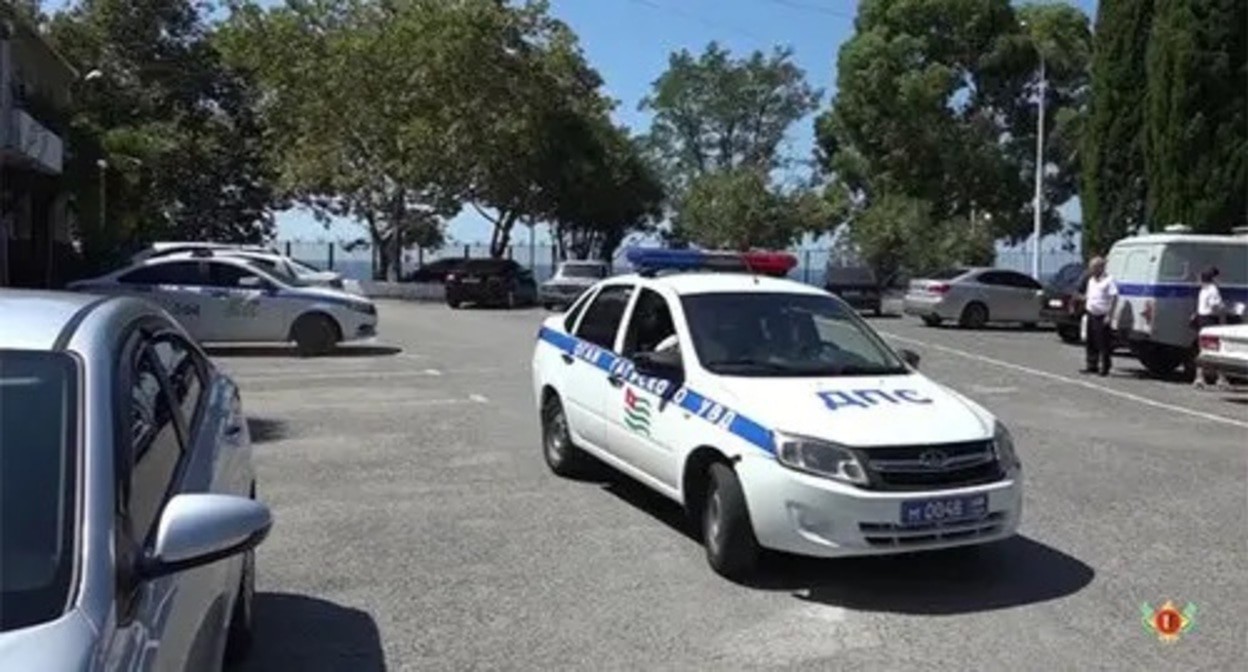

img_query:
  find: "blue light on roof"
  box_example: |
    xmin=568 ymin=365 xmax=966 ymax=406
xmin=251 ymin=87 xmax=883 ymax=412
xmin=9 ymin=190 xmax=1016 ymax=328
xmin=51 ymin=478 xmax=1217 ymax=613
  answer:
xmin=625 ymin=247 xmax=719 ymax=270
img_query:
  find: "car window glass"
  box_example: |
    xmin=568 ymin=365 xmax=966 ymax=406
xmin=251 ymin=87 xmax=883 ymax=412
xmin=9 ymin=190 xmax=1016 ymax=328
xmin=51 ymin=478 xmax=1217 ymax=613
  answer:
xmin=150 ymin=337 xmax=205 ymax=429
xmin=622 ymin=289 xmax=676 ymax=356
xmin=1004 ymin=272 xmax=1042 ymax=289
xmin=680 ymin=293 xmax=905 ymax=377
xmin=127 ymin=348 xmax=184 ymax=541
xmin=0 ymin=351 xmax=78 ymax=632
xmin=975 ymin=271 xmax=1005 ymax=285
xmin=1123 ymin=250 xmax=1152 ymax=281
xmin=575 ymin=285 xmax=634 ymax=350
xmin=208 ymin=262 xmax=267 ymax=288
xmin=563 ymin=288 xmax=597 ymax=332
xmin=562 ymin=264 xmax=607 ymax=279
xmin=119 ymin=262 xmax=204 ymax=286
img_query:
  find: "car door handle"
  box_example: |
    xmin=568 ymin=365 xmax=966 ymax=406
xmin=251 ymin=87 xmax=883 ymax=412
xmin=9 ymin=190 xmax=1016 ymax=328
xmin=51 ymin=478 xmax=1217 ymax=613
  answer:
xmin=560 ymin=354 xmax=574 ymax=365
xmin=607 ymin=375 xmax=623 ymax=388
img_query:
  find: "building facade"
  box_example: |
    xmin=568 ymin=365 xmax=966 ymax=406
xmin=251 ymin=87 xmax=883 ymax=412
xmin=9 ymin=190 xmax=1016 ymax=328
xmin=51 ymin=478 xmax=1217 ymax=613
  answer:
xmin=0 ymin=6 xmax=75 ymax=288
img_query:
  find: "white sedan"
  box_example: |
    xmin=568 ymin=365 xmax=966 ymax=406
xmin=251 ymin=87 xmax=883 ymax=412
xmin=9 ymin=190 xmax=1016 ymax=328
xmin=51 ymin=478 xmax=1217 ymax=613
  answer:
xmin=69 ymin=255 xmax=378 ymax=355
xmin=1197 ymin=323 xmax=1248 ymax=383
xmin=532 ymin=249 xmax=1023 ymax=579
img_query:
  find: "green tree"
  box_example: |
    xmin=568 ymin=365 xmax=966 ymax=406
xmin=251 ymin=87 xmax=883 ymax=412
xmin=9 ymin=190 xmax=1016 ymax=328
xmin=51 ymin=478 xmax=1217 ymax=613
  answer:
xmin=1080 ymin=0 xmax=1154 ymax=256
xmin=641 ymin=42 xmax=822 ymax=247
xmin=46 ymin=0 xmax=279 ymax=271
xmin=816 ymin=0 xmax=1091 ymax=271
xmin=1145 ymin=0 xmax=1247 ymax=232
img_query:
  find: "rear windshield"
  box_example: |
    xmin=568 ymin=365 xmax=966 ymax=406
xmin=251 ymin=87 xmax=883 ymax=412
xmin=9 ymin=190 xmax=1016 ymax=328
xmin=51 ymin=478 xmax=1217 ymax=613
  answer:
xmin=1048 ymin=263 xmax=1086 ymax=291
xmin=1158 ymin=244 xmax=1248 ymax=285
xmin=1 ymin=351 xmax=79 ymax=632
xmin=462 ymin=260 xmax=513 ymax=274
xmin=560 ymin=264 xmax=607 ymax=279
xmin=826 ymin=266 xmax=876 ymax=284
xmin=928 ymin=268 xmax=969 ymax=280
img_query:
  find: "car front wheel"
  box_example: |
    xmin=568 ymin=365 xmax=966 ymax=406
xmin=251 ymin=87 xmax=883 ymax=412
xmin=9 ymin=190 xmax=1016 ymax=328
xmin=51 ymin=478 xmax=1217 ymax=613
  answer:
xmin=292 ymin=314 xmax=338 ymax=357
xmin=541 ymin=394 xmax=591 ymax=477
xmin=703 ymin=463 xmax=761 ymax=580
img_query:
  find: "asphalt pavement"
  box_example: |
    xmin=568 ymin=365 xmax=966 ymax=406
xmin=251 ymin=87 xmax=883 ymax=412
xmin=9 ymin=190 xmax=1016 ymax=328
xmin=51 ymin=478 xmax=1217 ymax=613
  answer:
xmin=210 ymin=300 xmax=1248 ymax=672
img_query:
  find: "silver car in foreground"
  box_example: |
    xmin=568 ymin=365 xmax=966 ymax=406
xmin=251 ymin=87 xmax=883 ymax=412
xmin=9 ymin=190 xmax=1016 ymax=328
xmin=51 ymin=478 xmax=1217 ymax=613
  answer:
xmin=0 ymin=290 xmax=271 ymax=671
xmin=903 ymin=267 xmax=1044 ymax=328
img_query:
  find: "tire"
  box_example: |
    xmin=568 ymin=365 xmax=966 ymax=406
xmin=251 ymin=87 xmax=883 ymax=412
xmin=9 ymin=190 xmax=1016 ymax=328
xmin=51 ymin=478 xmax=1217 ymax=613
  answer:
xmin=1057 ymin=325 xmax=1081 ymax=344
xmin=873 ymin=306 xmax=884 ymax=318
xmin=447 ymin=299 xmax=461 ymax=309
xmin=541 ymin=394 xmax=591 ymax=477
xmin=921 ymin=315 xmax=942 ymax=327
xmin=959 ymin=302 xmax=989 ymax=329
xmin=1138 ymin=347 xmax=1181 ymax=377
xmin=703 ymin=463 xmax=761 ymax=580
xmin=223 ymin=548 xmax=255 ymax=664
xmin=292 ymin=314 xmax=338 ymax=357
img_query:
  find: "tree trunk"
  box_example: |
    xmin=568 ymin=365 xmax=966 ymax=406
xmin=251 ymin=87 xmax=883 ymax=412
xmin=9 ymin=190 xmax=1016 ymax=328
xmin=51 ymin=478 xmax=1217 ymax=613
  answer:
xmin=489 ymin=209 xmax=520 ymax=258
xmin=366 ymin=213 xmax=386 ymax=281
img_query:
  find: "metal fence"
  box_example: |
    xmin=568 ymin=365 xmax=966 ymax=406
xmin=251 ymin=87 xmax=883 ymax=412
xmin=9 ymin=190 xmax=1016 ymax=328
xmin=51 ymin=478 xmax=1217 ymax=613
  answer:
xmin=279 ymin=240 xmax=1081 ymax=286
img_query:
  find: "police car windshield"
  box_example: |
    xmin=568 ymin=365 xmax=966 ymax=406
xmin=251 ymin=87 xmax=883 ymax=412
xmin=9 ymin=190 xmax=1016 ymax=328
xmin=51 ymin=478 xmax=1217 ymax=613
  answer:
xmin=681 ymin=293 xmax=908 ymax=377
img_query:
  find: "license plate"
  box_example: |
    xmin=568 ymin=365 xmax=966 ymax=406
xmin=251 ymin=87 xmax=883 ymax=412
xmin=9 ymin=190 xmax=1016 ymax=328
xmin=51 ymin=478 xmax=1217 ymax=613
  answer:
xmin=1048 ymin=299 xmax=1064 ymax=309
xmin=900 ymin=494 xmax=988 ymax=526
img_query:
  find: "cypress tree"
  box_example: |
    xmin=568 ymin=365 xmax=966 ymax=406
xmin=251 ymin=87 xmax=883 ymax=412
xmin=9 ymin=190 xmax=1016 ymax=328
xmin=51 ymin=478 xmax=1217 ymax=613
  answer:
xmin=1081 ymin=0 xmax=1154 ymax=257
xmin=1145 ymin=0 xmax=1247 ymax=232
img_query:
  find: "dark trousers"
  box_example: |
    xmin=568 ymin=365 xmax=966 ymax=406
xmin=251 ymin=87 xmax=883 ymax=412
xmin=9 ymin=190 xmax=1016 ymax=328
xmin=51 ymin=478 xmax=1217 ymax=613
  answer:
xmin=1085 ymin=313 xmax=1112 ymax=373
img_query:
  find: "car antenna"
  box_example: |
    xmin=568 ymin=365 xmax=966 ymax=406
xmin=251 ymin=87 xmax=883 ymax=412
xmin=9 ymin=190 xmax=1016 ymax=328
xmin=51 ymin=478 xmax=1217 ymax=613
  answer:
xmin=741 ymin=251 xmax=760 ymax=285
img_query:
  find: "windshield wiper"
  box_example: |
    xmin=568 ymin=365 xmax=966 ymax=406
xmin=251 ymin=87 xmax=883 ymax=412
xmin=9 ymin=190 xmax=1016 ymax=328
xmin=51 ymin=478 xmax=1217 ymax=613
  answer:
xmin=834 ymin=364 xmax=909 ymax=376
xmin=706 ymin=358 xmax=800 ymax=373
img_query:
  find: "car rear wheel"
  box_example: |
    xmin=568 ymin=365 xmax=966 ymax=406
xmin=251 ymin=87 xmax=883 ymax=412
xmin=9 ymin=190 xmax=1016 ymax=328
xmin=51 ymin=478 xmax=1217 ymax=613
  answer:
xmin=541 ymin=395 xmax=591 ymax=477
xmin=703 ymin=463 xmax=761 ymax=580
xmin=223 ymin=548 xmax=255 ymax=664
xmin=959 ymin=302 xmax=989 ymax=329
xmin=292 ymin=314 xmax=338 ymax=357
xmin=1057 ymin=324 xmax=1081 ymax=344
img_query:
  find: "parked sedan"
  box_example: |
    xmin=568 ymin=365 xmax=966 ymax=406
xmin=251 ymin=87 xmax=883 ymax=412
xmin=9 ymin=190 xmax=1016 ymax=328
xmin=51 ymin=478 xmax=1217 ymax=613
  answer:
xmin=1038 ymin=262 xmax=1087 ymax=343
xmin=68 ymin=253 xmax=378 ymax=356
xmin=539 ymin=260 xmax=609 ymax=309
xmin=0 ymin=289 xmax=271 ymax=671
xmin=904 ymin=267 xmax=1044 ymax=328
xmin=445 ymin=259 xmax=539 ymax=309
xmin=1197 ymin=323 xmax=1248 ymax=383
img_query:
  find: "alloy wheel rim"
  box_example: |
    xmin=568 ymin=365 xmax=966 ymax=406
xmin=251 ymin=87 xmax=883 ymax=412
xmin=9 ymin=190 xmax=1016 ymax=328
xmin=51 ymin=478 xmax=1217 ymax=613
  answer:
xmin=545 ymin=408 xmax=566 ymax=462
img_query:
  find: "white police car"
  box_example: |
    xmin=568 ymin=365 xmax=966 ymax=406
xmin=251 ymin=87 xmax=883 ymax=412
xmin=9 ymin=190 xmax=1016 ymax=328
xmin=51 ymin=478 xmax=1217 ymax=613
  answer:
xmin=68 ymin=252 xmax=378 ymax=356
xmin=531 ymin=249 xmax=1023 ymax=579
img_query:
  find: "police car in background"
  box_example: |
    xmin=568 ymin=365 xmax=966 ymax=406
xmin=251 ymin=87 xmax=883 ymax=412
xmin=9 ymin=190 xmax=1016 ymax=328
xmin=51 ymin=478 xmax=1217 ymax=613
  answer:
xmin=532 ymin=248 xmax=1023 ymax=579
xmin=68 ymin=251 xmax=378 ymax=356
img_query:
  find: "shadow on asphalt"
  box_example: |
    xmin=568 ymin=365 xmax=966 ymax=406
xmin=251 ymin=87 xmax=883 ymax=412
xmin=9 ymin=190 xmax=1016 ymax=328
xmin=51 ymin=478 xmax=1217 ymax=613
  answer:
xmin=230 ymin=593 xmax=387 ymax=672
xmin=204 ymin=344 xmax=403 ymax=358
xmin=600 ymin=473 xmax=1094 ymax=616
xmin=247 ymin=417 xmax=290 ymax=444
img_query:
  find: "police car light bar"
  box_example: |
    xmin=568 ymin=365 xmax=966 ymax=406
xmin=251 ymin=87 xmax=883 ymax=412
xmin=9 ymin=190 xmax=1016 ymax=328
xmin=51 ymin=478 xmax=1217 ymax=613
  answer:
xmin=625 ymin=248 xmax=797 ymax=277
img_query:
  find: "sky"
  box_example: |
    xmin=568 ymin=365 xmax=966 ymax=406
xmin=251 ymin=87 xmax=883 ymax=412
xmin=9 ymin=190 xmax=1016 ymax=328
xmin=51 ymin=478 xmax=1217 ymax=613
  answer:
xmin=277 ymin=0 xmax=1099 ymax=250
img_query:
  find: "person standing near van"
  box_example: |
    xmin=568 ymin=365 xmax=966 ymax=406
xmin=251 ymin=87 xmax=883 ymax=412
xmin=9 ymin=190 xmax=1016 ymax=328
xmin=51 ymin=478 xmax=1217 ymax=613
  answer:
xmin=1193 ymin=267 xmax=1227 ymax=388
xmin=1081 ymin=256 xmax=1118 ymax=375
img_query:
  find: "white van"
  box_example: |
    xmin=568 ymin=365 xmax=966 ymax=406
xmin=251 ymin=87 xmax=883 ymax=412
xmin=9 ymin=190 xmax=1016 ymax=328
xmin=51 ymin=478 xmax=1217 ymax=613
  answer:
xmin=1106 ymin=230 xmax=1248 ymax=377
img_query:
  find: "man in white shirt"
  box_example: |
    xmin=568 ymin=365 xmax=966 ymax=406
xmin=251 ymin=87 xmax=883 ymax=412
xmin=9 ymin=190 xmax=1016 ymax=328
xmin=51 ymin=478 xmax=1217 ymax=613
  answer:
xmin=1080 ymin=256 xmax=1118 ymax=376
xmin=1194 ymin=267 xmax=1226 ymax=389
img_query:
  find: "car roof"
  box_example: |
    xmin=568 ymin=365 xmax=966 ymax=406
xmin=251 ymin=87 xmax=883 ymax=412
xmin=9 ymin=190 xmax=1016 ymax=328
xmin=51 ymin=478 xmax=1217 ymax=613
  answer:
xmin=610 ymin=271 xmax=827 ymax=297
xmin=1113 ymin=233 xmax=1248 ymax=246
xmin=0 ymin=290 xmax=109 ymax=350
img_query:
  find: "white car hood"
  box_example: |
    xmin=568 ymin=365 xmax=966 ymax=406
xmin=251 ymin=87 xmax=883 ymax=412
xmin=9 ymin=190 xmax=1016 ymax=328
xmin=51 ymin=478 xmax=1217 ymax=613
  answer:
xmin=285 ymin=285 xmax=367 ymax=304
xmin=705 ymin=373 xmax=993 ymax=447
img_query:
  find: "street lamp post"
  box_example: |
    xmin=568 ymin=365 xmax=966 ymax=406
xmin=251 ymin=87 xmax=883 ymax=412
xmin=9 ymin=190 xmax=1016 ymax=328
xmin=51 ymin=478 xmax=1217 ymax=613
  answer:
xmin=1032 ymin=51 xmax=1046 ymax=280
xmin=96 ymin=159 xmax=107 ymax=233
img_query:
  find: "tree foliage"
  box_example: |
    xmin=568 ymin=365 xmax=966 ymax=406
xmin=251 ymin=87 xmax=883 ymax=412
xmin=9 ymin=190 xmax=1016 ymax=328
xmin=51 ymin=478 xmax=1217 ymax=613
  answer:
xmin=816 ymin=0 xmax=1091 ymax=272
xmin=1080 ymin=0 xmax=1153 ymax=256
xmin=1144 ymin=0 xmax=1247 ymax=232
xmin=641 ymin=42 xmax=823 ymax=248
xmin=45 ymin=0 xmax=279 ymax=271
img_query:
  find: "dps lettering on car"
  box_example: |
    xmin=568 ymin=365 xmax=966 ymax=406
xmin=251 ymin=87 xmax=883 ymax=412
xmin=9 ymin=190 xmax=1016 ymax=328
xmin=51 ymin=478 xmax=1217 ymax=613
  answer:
xmin=816 ymin=388 xmax=934 ymax=411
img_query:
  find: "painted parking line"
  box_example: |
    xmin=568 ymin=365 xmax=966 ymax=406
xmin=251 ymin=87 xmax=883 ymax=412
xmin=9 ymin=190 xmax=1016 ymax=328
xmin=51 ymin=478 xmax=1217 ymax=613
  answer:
xmin=879 ymin=330 xmax=1248 ymax=430
xmin=229 ymin=367 xmax=506 ymax=384
xmin=238 ymin=395 xmax=490 ymax=411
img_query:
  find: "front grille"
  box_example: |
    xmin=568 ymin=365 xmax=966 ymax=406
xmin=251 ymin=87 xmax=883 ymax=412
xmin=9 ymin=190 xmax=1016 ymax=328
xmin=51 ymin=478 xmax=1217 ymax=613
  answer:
xmin=862 ymin=440 xmax=1003 ymax=491
xmin=859 ymin=512 xmax=1006 ymax=547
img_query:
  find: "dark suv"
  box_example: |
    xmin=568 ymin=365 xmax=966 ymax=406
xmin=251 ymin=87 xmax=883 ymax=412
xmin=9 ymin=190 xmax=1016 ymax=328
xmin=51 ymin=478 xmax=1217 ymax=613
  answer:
xmin=445 ymin=259 xmax=538 ymax=309
xmin=825 ymin=264 xmax=883 ymax=316
xmin=1039 ymin=262 xmax=1086 ymax=343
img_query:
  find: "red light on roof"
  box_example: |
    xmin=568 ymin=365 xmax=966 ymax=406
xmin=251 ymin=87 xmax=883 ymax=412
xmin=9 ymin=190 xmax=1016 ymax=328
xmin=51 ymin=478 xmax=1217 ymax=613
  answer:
xmin=741 ymin=251 xmax=798 ymax=277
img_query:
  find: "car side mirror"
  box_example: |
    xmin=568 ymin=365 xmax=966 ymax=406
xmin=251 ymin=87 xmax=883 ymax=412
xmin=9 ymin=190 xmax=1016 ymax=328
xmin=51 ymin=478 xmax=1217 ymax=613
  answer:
xmin=633 ymin=348 xmax=683 ymax=380
xmin=141 ymin=494 xmax=272 ymax=580
xmin=899 ymin=348 xmax=921 ymax=369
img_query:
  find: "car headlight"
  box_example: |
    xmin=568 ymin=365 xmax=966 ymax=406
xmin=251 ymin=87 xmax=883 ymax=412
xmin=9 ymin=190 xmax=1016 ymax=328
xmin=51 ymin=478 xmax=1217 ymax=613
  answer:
xmin=349 ymin=301 xmax=376 ymax=315
xmin=773 ymin=431 xmax=869 ymax=485
xmin=993 ymin=421 xmax=1021 ymax=470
